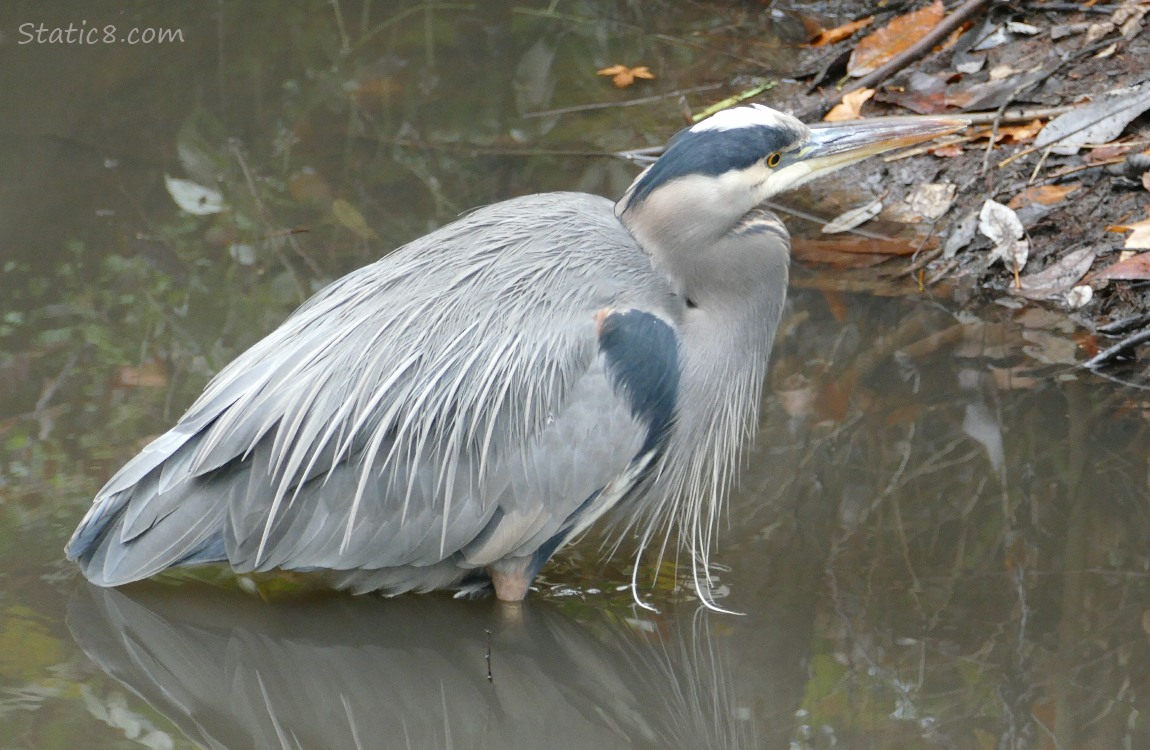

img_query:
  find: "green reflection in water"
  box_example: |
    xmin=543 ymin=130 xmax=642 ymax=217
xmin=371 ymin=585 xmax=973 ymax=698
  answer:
xmin=1 ymin=1 xmax=1149 ymax=748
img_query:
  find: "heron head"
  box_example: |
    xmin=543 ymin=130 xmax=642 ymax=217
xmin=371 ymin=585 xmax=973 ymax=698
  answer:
xmin=615 ymin=104 xmax=966 ymax=260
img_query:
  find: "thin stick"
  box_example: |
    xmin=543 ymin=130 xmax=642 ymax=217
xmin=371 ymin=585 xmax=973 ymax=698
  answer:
xmin=522 ymin=84 xmax=724 ymax=118
xmin=1098 ymin=312 xmax=1150 ymax=335
xmin=1084 ymin=328 xmax=1150 ymax=369
xmin=485 ymin=628 xmax=493 ymax=682
xmin=959 ymin=105 xmax=1077 ymax=125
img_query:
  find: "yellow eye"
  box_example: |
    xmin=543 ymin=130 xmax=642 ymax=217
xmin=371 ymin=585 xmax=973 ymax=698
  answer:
xmin=766 ymin=152 xmax=781 ymax=168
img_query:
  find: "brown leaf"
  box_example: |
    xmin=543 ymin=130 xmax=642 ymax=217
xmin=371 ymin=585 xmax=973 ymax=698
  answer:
xmin=1007 ymin=183 xmax=1081 ymax=209
xmin=873 ymin=71 xmax=953 ymax=114
xmin=596 ymin=64 xmax=654 ymax=88
xmin=824 ymin=88 xmax=875 ymax=122
xmin=792 ymin=235 xmax=935 ymax=268
xmin=968 ymin=120 xmax=1045 ymax=146
xmin=809 ymin=16 xmax=874 ymax=47
xmin=113 ymin=360 xmax=168 ymax=389
xmin=1093 ymin=251 xmax=1150 ymax=280
xmin=848 ymin=1 xmax=945 ymax=78
xmin=996 ymin=119 xmax=1045 ymax=144
xmin=1085 ymin=142 xmax=1141 ymax=165
xmin=931 ymin=143 xmax=965 ymax=157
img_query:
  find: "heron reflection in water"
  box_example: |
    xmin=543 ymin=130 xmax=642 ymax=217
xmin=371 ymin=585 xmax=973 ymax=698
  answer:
xmin=66 ymin=105 xmax=964 ymax=605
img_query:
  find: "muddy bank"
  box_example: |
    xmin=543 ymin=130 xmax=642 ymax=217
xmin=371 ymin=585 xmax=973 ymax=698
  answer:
xmin=710 ymin=1 xmax=1150 ymax=380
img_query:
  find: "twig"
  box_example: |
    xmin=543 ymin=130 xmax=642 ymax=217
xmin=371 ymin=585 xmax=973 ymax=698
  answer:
xmin=1098 ymin=312 xmax=1150 ymax=335
xmin=691 ymin=81 xmax=777 ymax=122
xmin=981 ymin=81 xmax=1045 ymax=179
xmin=820 ymin=0 xmax=994 ymax=115
xmin=522 ymin=84 xmax=724 ymax=118
xmin=485 ymin=628 xmax=493 ymax=682
xmin=230 ymin=143 xmax=313 ymax=300
xmin=762 ymin=199 xmax=896 ymax=241
xmin=1084 ymin=327 xmax=1150 ymax=369
xmin=959 ymin=105 xmax=1078 ymax=125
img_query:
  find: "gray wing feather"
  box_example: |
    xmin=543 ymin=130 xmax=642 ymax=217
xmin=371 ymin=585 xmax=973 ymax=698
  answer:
xmin=68 ymin=192 xmax=676 ymax=590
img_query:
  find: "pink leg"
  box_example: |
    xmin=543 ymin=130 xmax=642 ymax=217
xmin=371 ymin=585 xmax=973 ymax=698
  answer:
xmin=488 ymin=558 xmax=533 ymax=601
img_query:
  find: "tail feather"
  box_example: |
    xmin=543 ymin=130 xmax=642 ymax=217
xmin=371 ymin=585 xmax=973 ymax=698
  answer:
xmin=68 ymin=474 xmax=230 ymax=587
xmin=66 ymin=428 xmax=237 ymax=587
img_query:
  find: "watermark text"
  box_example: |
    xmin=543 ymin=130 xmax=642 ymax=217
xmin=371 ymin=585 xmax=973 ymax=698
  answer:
xmin=18 ymin=21 xmax=185 ymax=45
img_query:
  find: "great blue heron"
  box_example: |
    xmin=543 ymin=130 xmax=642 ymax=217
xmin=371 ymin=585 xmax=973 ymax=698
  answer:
xmin=67 ymin=105 xmax=963 ymax=604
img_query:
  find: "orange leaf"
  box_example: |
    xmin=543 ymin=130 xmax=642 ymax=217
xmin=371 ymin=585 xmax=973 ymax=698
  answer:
xmin=809 ymin=16 xmax=874 ymax=47
xmin=596 ymin=64 xmax=654 ymax=88
xmin=824 ymin=88 xmax=876 ymax=121
xmin=848 ymin=0 xmax=945 ymax=78
xmin=113 ymin=360 xmax=168 ymax=388
xmin=996 ymin=119 xmax=1045 ymax=144
xmin=969 ymin=120 xmax=1045 ymax=146
xmin=931 ymin=143 xmax=965 ymax=157
xmin=1006 ymin=182 xmax=1081 ymax=209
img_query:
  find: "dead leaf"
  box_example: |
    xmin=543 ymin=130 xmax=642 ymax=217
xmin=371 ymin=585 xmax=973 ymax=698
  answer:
xmin=1013 ymin=247 xmax=1095 ymax=300
xmin=821 ymin=196 xmax=883 ymax=233
xmin=906 ymin=182 xmax=956 ymax=220
xmin=1083 ymin=143 xmax=1138 ymax=165
xmin=1126 ymin=222 xmax=1150 ymax=250
xmin=1034 ymin=83 xmax=1150 ymax=155
xmin=824 ymin=88 xmax=875 ymax=122
xmin=873 ymin=71 xmax=951 ymax=114
xmin=848 ymin=1 xmax=945 ymax=78
xmin=596 ymin=64 xmax=655 ymax=88
xmin=988 ymin=64 xmax=1016 ymax=81
xmin=1007 ymin=183 xmax=1081 ymax=209
xmin=944 ymin=211 xmax=979 ymax=258
xmin=1094 ymin=42 xmax=1119 ymax=59
xmin=973 ymin=25 xmax=1013 ymax=51
xmin=1066 ymin=286 xmax=1093 ymax=308
xmin=1094 ymin=252 xmax=1150 ymax=279
xmin=931 ymin=143 xmax=965 ymax=158
xmin=996 ymin=119 xmax=1045 ymax=144
xmin=164 ymin=175 xmax=226 ymax=216
xmin=979 ymin=199 xmax=1029 ymax=280
xmin=792 ymin=235 xmax=935 ymax=267
xmin=1006 ymin=21 xmax=1040 ymax=35
xmin=113 ymin=360 xmax=168 ymax=388
xmin=1086 ymin=21 xmax=1116 ymax=44
xmin=331 ymin=198 xmax=378 ymax=241
xmin=809 ymin=16 xmax=874 ymax=47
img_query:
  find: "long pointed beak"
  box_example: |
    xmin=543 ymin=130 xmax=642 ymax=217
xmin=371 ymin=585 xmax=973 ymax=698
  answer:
xmin=799 ymin=116 xmax=968 ymax=176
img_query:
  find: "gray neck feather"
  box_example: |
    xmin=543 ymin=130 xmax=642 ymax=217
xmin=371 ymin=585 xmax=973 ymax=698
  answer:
xmin=618 ymin=192 xmax=791 ymax=603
